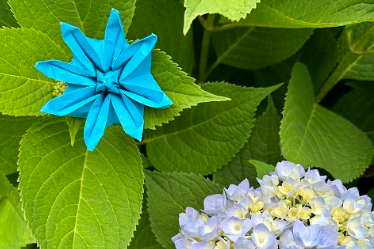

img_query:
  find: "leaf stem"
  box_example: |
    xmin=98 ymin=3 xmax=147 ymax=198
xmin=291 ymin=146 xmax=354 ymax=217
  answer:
xmin=211 ymin=22 xmax=240 ymax=32
xmin=198 ymin=15 xmax=215 ymax=83
xmin=316 ymin=26 xmax=374 ymax=102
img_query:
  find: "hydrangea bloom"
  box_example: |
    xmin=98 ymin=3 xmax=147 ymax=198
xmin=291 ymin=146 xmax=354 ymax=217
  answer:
xmin=36 ymin=9 xmax=172 ymax=151
xmin=172 ymin=161 xmax=374 ymax=249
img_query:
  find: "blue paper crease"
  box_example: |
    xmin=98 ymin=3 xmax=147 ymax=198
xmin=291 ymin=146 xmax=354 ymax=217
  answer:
xmin=36 ymin=9 xmax=172 ymax=151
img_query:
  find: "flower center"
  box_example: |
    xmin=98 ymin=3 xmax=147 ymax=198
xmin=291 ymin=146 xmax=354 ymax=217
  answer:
xmin=96 ymin=70 xmax=121 ymax=94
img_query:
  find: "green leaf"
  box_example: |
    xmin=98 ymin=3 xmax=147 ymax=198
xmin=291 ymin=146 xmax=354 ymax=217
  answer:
xmin=0 ymin=173 xmax=34 ymax=248
xmin=250 ymin=160 xmax=275 ymax=179
xmin=333 ymin=82 xmax=374 ymax=162
xmin=230 ymin=0 xmax=374 ymax=28
xmin=300 ymin=29 xmax=339 ymax=93
xmin=213 ymin=142 xmax=257 ymax=187
xmin=66 ymin=117 xmax=84 ymax=146
xmin=145 ymin=50 xmax=229 ymax=129
xmin=211 ymin=27 xmax=313 ymax=70
xmin=141 ymin=154 xmax=152 ymax=169
xmin=252 ymin=56 xmax=297 ymax=110
xmin=0 ymin=114 xmax=38 ymax=175
xmin=128 ymin=200 xmax=162 ymax=249
xmin=9 ymin=0 xmax=136 ymax=47
xmin=280 ymin=63 xmax=373 ymax=182
xmin=19 ymin=117 xmax=144 ymax=248
xmin=146 ymin=83 xmax=281 ymax=175
xmin=247 ymin=97 xmax=282 ymax=164
xmin=127 ymin=0 xmax=195 ymax=74
xmin=0 ymin=28 xmax=69 ymax=116
xmin=128 ymin=213 xmax=162 ymax=249
xmin=0 ymin=0 xmax=18 ymax=27
xmin=213 ymin=97 xmax=282 ymax=187
xmin=183 ymin=0 xmax=260 ymax=34
xmin=145 ymin=171 xmax=221 ymax=249
xmin=316 ymin=23 xmax=374 ymax=101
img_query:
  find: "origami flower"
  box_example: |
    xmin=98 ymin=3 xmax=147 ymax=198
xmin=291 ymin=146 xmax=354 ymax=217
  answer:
xmin=36 ymin=9 xmax=172 ymax=151
xmin=173 ymin=161 xmax=374 ymax=249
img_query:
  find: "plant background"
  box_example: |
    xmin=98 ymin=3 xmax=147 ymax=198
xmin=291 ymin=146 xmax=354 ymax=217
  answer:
xmin=0 ymin=0 xmax=373 ymax=248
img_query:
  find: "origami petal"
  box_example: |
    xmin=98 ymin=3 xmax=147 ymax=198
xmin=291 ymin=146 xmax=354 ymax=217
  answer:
xmin=36 ymin=60 xmax=96 ymax=86
xmin=37 ymin=9 xmax=172 ymax=151
xmin=120 ymin=73 xmax=172 ymax=109
xmin=121 ymin=34 xmax=157 ymax=78
xmin=103 ymin=9 xmax=129 ymax=72
xmin=119 ymin=50 xmax=172 ymax=108
xmin=61 ymin=22 xmax=102 ymax=73
xmin=41 ymin=86 xmax=99 ymax=116
xmin=110 ymin=94 xmax=144 ymax=141
xmin=112 ymin=34 xmax=157 ymax=72
xmin=84 ymin=94 xmax=111 ymax=151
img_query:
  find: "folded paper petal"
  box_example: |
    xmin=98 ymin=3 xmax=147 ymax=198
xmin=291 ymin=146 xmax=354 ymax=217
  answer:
xmin=36 ymin=60 xmax=96 ymax=86
xmin=41 ymin=87 xmax=99 ymax=116
xmin=110 ymin=94 xmax=144 ymax=141
xmin=112 ymin=34 xmax=157 ymax=72
xmin=120 ymin=73 xmax=172 ymax=108
xmin=84 ymin=94 xmax=111 ymax=151
xmin=104 ymin=9 xmax=129 ymax=72
xmin=61 ymin=22 xmax=102 ymax=73
xmin=37 ymin=9 xmax=172 ymax=150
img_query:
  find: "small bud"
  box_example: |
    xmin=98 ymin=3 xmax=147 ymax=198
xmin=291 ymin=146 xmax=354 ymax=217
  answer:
xmin=53 ymin=82 xmax=67 ymax=97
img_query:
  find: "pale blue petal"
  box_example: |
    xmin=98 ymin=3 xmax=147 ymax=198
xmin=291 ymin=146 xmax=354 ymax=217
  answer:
xmin=318 ymin=226 xmax=338 ymax=248
xmin=191 ymin=241 xmax=213 ymax=249
xmin=235 ymin=238 xmax=255 ymax=249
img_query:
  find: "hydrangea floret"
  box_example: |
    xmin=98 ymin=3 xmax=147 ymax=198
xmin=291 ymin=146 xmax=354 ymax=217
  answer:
xmin=172 ymin=161 xmax=374 ymax=249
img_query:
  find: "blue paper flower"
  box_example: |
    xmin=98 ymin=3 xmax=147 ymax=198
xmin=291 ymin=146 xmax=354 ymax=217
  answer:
xmin=36 ymin=9 xmax=172 ymax=151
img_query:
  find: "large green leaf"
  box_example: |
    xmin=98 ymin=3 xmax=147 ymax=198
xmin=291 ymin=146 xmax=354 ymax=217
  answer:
xmin=128 ymin=213 xmax=162 ymax=249
xmin=145 ymin=83 xmax=281 ymax=175
xmin=333 ymin=82 xmax=374 ymax=161
xmin=145 ymin=171 xmax=221 ymax=249
xmin=213 ymin=97 xmax=282 ymax=187
xmin=9 ymin=0 xmax=136 ymax=48
xmin=0 ymin=0 xmax=18 ymax=27
xmin=0 ymin=28 xmax=69 ymax=116
xmin=145 ymin=50 xmax=228 ymax=129
xmin=0 ymin=114 xmax=38 ymax=175
xmin=246 ymin=98 xmax=282 ymax=164
xmin=0 ymin=174 xmax=34 ymax=248
xmin=183 ymin=0 xmax=260 ymax=34
xmin=19 ymin=117 xmax=143 ymax=249
xmin=316 ymin=23 xmax=374 ymax=101
xmin=127 ymin=0 xmax=195 ymax=74
xmin=280 ymin=63 xmax=373 ymax=182
xmin=212 ymin=27 xmax=313 ymax=70
xmin=229 ymin=0 xmax=374 ymax=28
xmin=299 ymin=29 xmax=339 ymax=93
xmin=252 ymin=56 xmax=297 ymax=110
xmin=128 ymin=197 xmax=162 ymax=249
